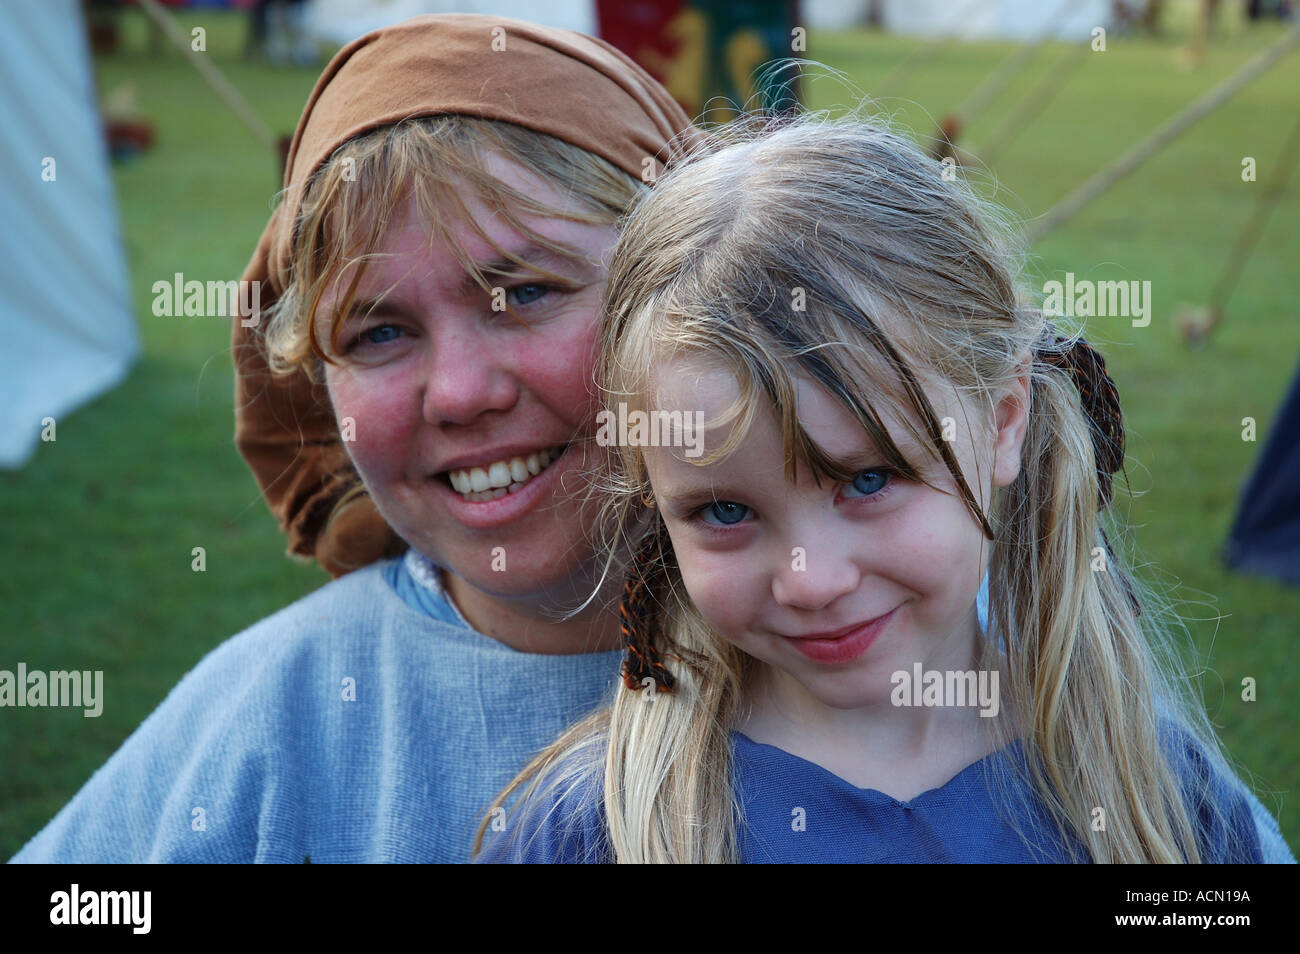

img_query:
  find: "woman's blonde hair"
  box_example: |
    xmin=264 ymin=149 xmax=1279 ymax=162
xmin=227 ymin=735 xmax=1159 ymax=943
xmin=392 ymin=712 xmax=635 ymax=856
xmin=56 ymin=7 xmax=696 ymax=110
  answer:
xmin=478 ymin=110 xmax=1255 ymax=864
xmin=259 ymin=115 xmax=647 ymax=542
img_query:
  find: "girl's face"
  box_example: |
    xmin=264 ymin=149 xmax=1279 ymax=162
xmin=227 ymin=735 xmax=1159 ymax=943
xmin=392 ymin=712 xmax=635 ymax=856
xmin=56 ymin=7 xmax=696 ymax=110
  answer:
xmin=320 ymin=153 xmax=619 ymax=647
xmin=643 ymin=358 xmax=1028 ymax=711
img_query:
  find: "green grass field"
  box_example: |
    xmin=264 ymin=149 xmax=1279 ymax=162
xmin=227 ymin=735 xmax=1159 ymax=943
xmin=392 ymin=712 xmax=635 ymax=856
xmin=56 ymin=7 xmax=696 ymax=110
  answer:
xmin=2 ymin=6 xmax=1297 ymax=858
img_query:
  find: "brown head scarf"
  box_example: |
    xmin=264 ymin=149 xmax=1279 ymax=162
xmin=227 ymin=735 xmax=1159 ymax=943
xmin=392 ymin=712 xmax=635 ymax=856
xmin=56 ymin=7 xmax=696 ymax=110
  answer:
xmin=232 ymin=14 xmax=695 ymax=577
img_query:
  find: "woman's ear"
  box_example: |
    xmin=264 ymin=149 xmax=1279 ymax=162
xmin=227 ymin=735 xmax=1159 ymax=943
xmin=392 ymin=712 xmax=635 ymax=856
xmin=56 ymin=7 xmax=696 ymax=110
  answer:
xmin=992 ymin=357 xmax=1032 ymax=489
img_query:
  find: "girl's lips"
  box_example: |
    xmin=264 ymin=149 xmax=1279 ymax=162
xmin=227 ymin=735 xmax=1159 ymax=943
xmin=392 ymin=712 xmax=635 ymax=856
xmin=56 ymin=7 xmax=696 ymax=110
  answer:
xmin=781 ymin=607 xmax=899 ymax=664
xmin=428 ymin=443 xmax=578 ymax=530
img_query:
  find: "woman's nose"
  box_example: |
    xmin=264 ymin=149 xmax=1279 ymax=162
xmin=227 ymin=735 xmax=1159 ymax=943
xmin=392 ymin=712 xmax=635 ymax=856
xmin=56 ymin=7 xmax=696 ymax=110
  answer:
xmin=770 ymin=543 xmax=862 ymax=612
xmin=419 ymin=324 xmax=518 ymax=426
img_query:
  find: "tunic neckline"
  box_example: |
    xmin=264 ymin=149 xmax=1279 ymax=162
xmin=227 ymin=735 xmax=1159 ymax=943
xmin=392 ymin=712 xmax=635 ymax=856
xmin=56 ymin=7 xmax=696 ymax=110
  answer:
xmin=731 ymin=729 xmax=1028 ymax=808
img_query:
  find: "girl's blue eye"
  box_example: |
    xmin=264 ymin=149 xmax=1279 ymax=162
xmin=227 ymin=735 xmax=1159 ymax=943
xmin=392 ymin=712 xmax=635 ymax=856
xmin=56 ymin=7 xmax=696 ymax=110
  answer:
xmin=509 ymin=283 xmax=548 ymax=306
xmin=700 ymin=501 xmax=750 ymax=526
xmin=847 ymin=469 xmax=891 ymax=498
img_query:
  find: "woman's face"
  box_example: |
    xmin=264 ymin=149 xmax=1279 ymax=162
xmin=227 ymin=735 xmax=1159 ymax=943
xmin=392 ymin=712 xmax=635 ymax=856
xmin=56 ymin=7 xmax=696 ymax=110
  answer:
xmin=320 ymin=153 xmax=620 ymax=645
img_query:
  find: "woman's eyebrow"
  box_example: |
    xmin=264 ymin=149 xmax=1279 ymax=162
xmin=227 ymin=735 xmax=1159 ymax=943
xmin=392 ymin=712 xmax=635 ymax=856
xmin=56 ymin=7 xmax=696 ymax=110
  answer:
xmin=466 ymin=242 xmax=595 ymax=289
xmin=337 ymin=297 xmax=414 ymax=322
xmin=336 ymin=242 xmax=596 ymax=317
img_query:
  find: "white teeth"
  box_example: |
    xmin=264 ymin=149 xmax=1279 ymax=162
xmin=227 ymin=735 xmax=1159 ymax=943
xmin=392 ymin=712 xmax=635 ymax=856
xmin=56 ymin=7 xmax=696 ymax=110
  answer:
xmin=488 ymin=461 xmax=511 ymax=489
xmin=447 ymin=446 xmax=566 ymax=500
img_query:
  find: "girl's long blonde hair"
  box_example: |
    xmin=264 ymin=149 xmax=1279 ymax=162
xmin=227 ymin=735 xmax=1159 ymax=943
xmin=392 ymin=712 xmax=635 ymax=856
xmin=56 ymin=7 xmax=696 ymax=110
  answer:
xmin=477 ymin=110 xmax=1255 ymax=864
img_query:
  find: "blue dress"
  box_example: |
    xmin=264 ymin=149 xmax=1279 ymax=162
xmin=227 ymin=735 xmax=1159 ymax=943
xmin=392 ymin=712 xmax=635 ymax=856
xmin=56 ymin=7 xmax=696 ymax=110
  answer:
xmin=478 ymin=728 xmax=1265 ymax=863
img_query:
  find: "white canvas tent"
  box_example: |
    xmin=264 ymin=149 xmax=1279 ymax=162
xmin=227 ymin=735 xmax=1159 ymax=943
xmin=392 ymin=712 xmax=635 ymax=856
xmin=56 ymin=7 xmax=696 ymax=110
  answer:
xmin=307 ymin=0 xmax=596 ymax=46
xmin=807 ymin=0 xmax=1114 ymax=38
xmin=309 ymin=0 xmax=1115 ymax=41
xmin=0 ymin=0 xmax=137 ymax=469
xmin=889 ymin=0 xmax=1113 ymax=40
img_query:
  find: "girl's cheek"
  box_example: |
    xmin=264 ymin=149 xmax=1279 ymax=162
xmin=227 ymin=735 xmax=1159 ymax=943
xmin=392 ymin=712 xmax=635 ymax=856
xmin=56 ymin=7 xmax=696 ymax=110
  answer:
xmin=897 ymin=496 xmax=987 ymax=608
xmin=676 ymin=549 xmax=754 ymax=636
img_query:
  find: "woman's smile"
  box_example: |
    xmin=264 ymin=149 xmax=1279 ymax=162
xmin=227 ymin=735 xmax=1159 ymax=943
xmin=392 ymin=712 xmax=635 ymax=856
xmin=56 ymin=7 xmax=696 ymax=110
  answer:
xmin=428 ymin=441 xmax=582 ymax=530
xmin=441 ymin=443 xmax=569 ymax=500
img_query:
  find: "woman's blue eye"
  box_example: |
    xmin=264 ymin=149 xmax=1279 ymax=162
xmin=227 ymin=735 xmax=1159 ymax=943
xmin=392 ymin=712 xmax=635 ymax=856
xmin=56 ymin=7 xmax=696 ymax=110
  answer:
xmin=360 ymin=324 xmax=401 ymax=346
xmin=847 ymin=469 xmax=891 ymax=498
xmin=700 ymin=501 xmax=750 ymax=526
xmin=509 ymin=283 xmax=548 ymax=306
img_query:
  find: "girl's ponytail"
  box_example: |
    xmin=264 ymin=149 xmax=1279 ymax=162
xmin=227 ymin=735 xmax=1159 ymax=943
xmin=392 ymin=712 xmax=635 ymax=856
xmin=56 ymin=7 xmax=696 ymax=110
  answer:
xmin=603 ymin=513 xmax=748 ymax=863
xmin=988 ymin=326 xmax=1204 ymax=863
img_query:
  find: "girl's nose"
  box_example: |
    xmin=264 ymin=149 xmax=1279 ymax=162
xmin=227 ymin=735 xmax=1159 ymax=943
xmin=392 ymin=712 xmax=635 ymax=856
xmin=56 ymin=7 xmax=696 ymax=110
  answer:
xmin=419 ymin=325 xmax=519 ymax=426
xmin=770 ymin=546 xmax=862 ymax=612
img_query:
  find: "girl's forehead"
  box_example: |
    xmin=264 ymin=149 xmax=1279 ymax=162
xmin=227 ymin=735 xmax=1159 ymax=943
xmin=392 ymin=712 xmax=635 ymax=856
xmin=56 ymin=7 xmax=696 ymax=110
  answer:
xmin=648 ymin=359 xmax=863 ymax=453
xmin=644 ymin=351 xmax=953 ymax=468
xmin=648 ymin=356 xmax=740 ymax=408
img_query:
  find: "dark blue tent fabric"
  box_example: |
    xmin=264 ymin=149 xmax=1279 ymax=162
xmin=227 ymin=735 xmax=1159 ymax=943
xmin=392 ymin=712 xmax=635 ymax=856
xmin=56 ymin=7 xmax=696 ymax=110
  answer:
xmin=1225 ymin=360 xmax=1300 ymax=586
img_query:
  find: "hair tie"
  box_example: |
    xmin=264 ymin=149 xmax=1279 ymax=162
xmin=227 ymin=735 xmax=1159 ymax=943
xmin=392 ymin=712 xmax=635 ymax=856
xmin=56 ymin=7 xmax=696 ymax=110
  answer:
xmin=618 ymin=520 xmax=677 ymax=694
xmin=1038 ymin=331 xmax=1141 ymax=616
xmin=1037 ymin=332 xmax=1126 ymax=508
